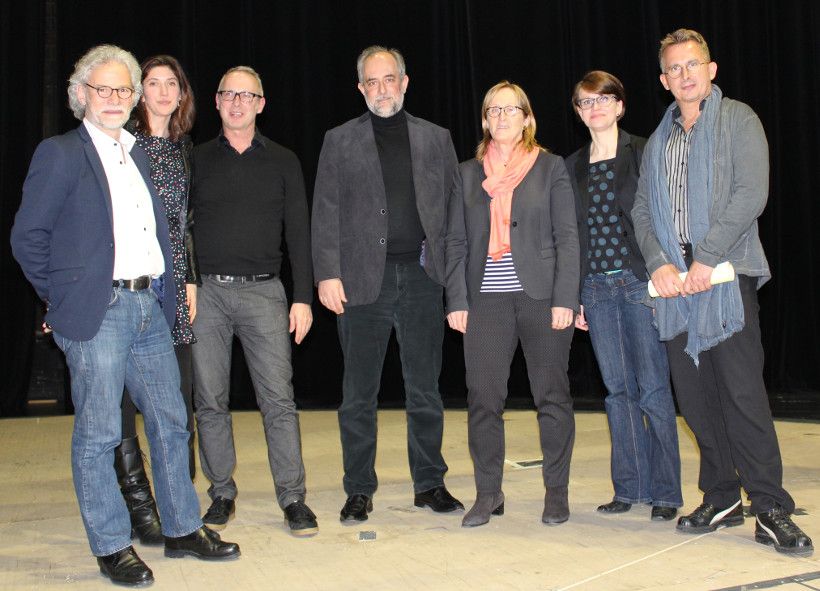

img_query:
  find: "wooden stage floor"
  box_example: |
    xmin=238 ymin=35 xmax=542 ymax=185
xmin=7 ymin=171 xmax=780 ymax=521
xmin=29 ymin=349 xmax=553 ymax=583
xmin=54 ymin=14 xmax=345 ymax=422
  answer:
xmin=1 ymin=410 xmax=818 ymax=590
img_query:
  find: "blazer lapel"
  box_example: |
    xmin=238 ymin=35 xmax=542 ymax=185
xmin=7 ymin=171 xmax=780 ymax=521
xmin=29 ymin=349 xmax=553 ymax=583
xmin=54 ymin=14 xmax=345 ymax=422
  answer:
xmin=355 ymin=114 xmax=387 ymax=205
xmin=79 ymin=125 xmax=114 ymax=229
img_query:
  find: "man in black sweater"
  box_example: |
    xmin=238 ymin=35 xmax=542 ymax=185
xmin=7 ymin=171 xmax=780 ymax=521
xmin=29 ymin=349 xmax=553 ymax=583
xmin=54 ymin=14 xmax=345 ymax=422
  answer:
xmin=312 ymin=46 xmax=462 ymax=522
xmin=191 ymin=66 xmax=317 ymax=537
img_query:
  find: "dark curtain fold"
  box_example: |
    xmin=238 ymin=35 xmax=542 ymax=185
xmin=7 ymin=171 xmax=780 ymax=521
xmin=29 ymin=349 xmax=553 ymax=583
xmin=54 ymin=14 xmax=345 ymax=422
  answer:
xmin=2 ymin=0 xmax=818 ymax=415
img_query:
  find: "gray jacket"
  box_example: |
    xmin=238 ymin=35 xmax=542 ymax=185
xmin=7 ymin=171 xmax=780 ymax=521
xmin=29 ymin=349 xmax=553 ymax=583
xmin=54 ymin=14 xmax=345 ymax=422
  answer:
xmin=632 ymin=96 xmax=771 ymax=285
xmin=445 ymin=151 xmax=580 ymax=312
xmin=311 ymin=111 xmax=458 ymax=306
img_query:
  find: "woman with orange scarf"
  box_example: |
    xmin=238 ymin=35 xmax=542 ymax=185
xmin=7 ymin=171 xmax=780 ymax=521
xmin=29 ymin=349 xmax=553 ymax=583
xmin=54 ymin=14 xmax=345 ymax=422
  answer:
xmin=445 ymin=81 xmax=580 ymax=527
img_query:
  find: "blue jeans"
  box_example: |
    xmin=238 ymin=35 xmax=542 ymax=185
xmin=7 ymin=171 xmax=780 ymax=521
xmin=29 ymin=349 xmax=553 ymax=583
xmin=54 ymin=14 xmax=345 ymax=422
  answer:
xmin=337 ymin=261 xmax=448 ymax=496
xmin=192 ymin=276 xmax=306 ymax=508
xmin=581 ymin=270 xmax=682 ymax=507
xmin=53 ymin=288 xmax=202 ymax=556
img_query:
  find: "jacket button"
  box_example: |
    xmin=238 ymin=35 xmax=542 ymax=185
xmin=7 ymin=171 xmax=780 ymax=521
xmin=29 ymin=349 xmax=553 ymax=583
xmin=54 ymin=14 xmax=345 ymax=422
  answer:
xmin=110 ymin=242 xmax=114 ymax=248
xmin=511 ymin=221 xmax=518 ymax=227
xmin=379 ymin=238 xmax=386 ymax=245
xmin=622 ymin=231 xmax=628 ymax=237
xmin=380 ymin=208 xmax=386 ymax=215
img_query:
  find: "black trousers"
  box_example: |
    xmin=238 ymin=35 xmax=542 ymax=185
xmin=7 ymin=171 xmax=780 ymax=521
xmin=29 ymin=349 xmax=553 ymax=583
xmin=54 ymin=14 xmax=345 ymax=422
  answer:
xmin=665 ymin=275 xmax=794 ymax=514
xmin=463 ymin=291 xmax=575 ymax=494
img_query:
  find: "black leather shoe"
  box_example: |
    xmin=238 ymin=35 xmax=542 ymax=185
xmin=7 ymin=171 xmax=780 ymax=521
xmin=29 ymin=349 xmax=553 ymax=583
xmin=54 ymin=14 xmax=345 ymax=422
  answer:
xmin=677 ymin=500 xmax=744 ymax=533
xmin=755 ymin=507 xmax=813 ymax=556
xmin=284 ymin=500 xmax=318 ymax=537
xmin=414 ymin=486 xmax=464 ymax=513
xmin=202 ymin=497 xmax=235 ymax=531
xmin=542 ymin=486 xmax=570 ymax=525
xmin=651 ymin=506 xmax=678 ymax=521
xmin=114 ymin=436 xmax=163 ymax=546
xmin=97 ymin=546 xmax=153 ymax=587
xmin=340 ymin=494 xmax=373 ymax=522
xmin=597 ymin=500 xmax=632 ymax=514
xmin=164 ymin=526 xmax=240 ymax=561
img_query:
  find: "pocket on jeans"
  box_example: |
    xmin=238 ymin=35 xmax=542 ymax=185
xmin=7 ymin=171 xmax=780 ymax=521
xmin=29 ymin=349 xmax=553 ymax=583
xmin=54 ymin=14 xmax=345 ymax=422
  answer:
xmin=107 ymin=289 xmax=120 ymax=307
xmin=625 ymin=277 xmax=650 ymax=305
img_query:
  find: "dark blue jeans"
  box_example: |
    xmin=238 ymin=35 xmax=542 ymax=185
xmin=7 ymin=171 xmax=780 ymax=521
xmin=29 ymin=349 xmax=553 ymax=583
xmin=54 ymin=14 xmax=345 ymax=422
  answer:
xmin=582 ymin=269 xmax=682 ymax=507
xmin=337 ymin=262 xmax=448 ymax=496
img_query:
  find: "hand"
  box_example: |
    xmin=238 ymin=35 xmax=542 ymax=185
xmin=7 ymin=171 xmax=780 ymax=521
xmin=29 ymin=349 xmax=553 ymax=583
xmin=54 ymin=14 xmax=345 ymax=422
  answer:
xmin=41 ymin=322 xmax=52 ymax=334
xmin=185 ymin=283 xmax=197 ymax=324
xmin=682 ymin=261 xmax=714 ymax=295
xmin=318 ymin=278 xmax=347 ymax=314
xmin=574 ymin=304 xmax=589 ymax=331
xmin=447 ymin=310 xmax=468 ymax=334
xmin=650 ymin=264 xmax=685 ymax=298
xmin=551 ymin=306 xmax=574 ymax=330
xmin=289 ymin=302 xmax=313 ymax=344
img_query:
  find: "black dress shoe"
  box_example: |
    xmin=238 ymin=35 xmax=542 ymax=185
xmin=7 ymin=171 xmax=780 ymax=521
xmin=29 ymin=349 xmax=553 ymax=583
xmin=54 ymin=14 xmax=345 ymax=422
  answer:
xmin=414 ymin=486 xmax=464 ymax=513
xmin=164 ymin=526 xmax=241 ymax=561
xmin=202 ymin=497 xmax=235 ymax=531
xmin=97 ymin=546 xmax=153 ymax=587
xmin=340 ymin=494 xmax=373 ymax=522
xmin=597 ymin=500 xmax=632 ymax=514
xmin=755 ymin=507 xmax=813 ymax=556
xmin=677 ymin=500 xmax=744 ymax=533
xmin=284 ymin=500 xmax=319 ymax=537
xmin=651 ymin=506 xmax=678 ymax=521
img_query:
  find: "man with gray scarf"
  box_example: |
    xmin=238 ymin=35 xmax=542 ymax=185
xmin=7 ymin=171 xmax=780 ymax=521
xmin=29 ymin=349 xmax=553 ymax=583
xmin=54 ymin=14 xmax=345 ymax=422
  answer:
xmin=632 ymin=29 xmax=812 ymax=556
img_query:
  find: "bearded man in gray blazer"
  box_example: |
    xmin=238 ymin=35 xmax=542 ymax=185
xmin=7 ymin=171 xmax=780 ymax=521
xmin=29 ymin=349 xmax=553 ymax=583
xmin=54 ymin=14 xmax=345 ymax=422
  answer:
xmin=312 ymin=45 xmax=462 ymax=522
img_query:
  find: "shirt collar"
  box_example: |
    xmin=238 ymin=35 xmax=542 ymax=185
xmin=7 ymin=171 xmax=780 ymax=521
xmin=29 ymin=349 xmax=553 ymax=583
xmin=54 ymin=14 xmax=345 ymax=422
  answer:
xmin=83 ymin=118 xmax=136 ymax=151
xmin=218 ymin=129 xmax=266 ymax=152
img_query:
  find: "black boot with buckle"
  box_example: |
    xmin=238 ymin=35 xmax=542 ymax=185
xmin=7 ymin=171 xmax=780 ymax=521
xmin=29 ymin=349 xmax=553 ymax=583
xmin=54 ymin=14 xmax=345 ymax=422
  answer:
xmin=114 ymin=436 xmax=163 ymax=546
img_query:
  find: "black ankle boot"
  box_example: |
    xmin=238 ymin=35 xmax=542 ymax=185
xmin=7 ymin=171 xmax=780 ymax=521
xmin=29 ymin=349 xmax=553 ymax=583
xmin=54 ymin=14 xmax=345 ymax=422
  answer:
xmin=114 ymin=436 xmax=163 ymax=546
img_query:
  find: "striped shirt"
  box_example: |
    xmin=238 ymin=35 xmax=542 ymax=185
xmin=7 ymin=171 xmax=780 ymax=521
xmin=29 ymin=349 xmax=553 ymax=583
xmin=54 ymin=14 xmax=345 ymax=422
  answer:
xmin=480 ymin=251 xmax=523 ymax=292
xmin=665 ymin=114 xmax=694 ymax=245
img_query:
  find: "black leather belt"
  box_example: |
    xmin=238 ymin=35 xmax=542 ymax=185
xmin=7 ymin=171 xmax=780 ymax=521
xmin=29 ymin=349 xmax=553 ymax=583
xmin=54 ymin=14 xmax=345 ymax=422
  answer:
xmin=207 ymin=273 xmax=275 ymax=284
xmin=113 ymin=276 xmax=152 ymax=291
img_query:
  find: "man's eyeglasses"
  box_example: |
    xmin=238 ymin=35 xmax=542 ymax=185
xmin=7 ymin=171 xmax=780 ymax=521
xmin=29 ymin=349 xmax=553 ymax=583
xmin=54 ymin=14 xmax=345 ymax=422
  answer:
xmin=486 ymin=105 xmax=523 ymax=118
xmin=664 ymin=60 xmax=707 ymax=79
xmin=575 ymin=95 xmax=618 ymax=110
xmin=85 ymin=83 xmax=134 ymax=99
xmin=217 ymin=90 xmax=263 ymax=104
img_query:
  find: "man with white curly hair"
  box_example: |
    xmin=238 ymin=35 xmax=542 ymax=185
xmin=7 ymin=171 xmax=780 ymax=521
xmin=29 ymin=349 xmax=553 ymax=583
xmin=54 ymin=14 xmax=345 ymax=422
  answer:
xmin=11 ymin=44 xmax=240 ymax=587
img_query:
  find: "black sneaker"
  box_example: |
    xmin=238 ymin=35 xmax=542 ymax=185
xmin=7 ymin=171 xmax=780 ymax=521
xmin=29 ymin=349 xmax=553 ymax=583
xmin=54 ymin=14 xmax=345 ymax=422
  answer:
xmin=755 ymin=507 xmax=813 ymax=556
xmin=676 ymin=500 xmax=744 ymax=533
xmin=202 ymin=497 xmax=235 ymax=531
xmin=283 ymin=500 xmax=318 ymax=537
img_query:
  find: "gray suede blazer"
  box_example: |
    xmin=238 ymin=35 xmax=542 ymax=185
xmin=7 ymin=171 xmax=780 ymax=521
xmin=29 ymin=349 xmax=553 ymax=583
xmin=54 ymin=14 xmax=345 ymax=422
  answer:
xmin=311 ymin=111 xmax=458 ymax=306
xmin=445 ymin=150 xmax=580 ymax=313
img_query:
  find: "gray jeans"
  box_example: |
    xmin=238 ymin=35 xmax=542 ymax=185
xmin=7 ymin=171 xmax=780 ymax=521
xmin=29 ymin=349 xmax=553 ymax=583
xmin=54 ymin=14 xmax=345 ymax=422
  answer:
xmin=192 ymin=276 xmax=306 ymax=508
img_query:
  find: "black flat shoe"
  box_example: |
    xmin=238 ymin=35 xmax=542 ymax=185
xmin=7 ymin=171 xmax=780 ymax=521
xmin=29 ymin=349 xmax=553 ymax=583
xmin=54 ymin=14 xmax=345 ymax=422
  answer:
xmin=284 ymin=500 xmax=319 ymax=537
xmin=340 ymin=494 xmax=373 ymax=522
xmin=414 ymin=486 xmax=464 ymax=513
xmin=97 ymin=546 xmax=153 ymax=587
xmin=677 ymin=500 xmax=744 ymax=533
xmin=164 ymin=526 xmax=240 ymax=561
xmin=597 ymin=500 xmax=632 ymax=514
xmin=202 ymin=497 xmax=235 ymax=531
xmin=651 ymin=506 xmax=678 ymax=521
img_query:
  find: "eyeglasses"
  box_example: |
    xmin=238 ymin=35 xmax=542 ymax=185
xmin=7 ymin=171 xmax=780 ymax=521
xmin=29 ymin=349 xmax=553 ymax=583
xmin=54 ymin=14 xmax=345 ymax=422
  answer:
xmin=575 ymin=95 xmax=618 ymax=110
xmin=664 ymin=60 xmax=707 ymax=79
xmin=486 ymin=105 xmax=523 ymax=118
xmin=217 ymin=90 xmax=262 ymax=104
xmin=85 ymin=83 xmax=134 ymax=99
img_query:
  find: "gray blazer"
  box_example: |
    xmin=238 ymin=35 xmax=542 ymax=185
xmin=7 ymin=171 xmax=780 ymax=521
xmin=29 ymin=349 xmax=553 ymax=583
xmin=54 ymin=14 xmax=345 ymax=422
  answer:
xmin=311 ymin=111 xmax=458 ymax=306
xmin=444 ymin=151 xmax=580 ymax=313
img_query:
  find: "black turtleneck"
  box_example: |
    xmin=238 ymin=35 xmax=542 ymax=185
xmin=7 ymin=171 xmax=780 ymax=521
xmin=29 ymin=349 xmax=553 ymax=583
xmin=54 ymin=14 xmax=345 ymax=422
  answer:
xmin=370 ymin=110 xmax=424 ymax=262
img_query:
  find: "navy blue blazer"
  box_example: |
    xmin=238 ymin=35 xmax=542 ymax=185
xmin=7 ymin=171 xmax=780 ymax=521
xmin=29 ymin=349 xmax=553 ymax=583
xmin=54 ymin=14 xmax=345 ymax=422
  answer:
xmin=11 ymin=123 xmax=176 ymax=341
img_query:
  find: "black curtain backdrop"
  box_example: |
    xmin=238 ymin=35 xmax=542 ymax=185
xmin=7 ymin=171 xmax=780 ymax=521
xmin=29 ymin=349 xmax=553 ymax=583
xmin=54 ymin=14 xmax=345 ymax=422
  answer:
xmin=2 ymin=1 xmax=819 ymax=416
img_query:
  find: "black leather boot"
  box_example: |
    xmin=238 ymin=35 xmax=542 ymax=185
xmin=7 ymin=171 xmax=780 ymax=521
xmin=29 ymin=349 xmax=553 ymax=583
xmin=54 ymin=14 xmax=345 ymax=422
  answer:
xmin=114 ymin=436 xmax=163 ymax=546
xmin=188 ymin=432 xmax=196 ymax=481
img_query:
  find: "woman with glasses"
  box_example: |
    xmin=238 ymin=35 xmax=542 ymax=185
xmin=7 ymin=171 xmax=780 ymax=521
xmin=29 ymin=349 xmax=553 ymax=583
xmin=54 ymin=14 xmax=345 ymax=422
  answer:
xmin=114 ymin=55 xmax=199 ymax=545
xmin=445 ymin=81 xmax=579 ymax=527
xmin=565 ymin=70 xmax=682 ymax=522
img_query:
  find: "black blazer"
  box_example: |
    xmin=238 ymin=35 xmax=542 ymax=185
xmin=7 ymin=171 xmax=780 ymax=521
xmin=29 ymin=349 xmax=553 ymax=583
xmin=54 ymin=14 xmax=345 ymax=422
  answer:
xmin=564 ymin=130 xmax=648 ymax=285
xmin=445 ymin=150 xmax=580 ymax=312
